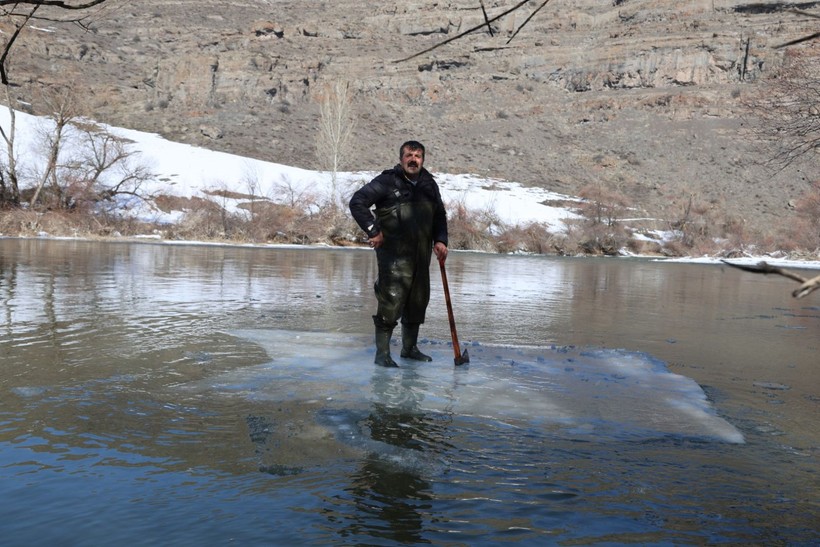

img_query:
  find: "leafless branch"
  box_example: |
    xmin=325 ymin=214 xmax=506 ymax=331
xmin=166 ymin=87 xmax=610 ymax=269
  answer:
xmin=0 ymin=5 xmax=39 ymax=84
xmin=507 ymin=0 xmax=553 ymax=45
xmin=394 ymin=0 xmax=535 ymax=63
xmin=774 ymin=9 xmax=820 ymax=48
xmin=774 ymin=31 xmax=820 ymax=48
xmin=788 ymin=9 xmax=820 ymax=20
xmin=721 ymin=260 xmax=820 ymax=298
xmin=743 ymin=48 xmax=820 ymax=171
xmin=0 ymin=0 xmax=110 ymax=84
xmin=479 ymin=0 xmax=493 ymax=37
xmin=0 ymin=1 xmax=108 ymax=8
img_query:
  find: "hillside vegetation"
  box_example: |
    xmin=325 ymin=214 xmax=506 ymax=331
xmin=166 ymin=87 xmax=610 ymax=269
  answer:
xmin=1 ymin=0 xmax=818 ymax=255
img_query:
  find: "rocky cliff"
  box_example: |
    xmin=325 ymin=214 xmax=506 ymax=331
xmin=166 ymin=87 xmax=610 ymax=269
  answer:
xmin=4 ymin=0 xmax=819 ymax=236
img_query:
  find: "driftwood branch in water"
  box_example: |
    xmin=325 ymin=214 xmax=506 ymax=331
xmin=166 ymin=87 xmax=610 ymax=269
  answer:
xmin=721 ymin=260 xmax=820 ymax=299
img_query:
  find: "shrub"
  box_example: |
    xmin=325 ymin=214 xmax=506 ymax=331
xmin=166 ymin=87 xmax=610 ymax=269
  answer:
xmin=240 ymin=200 xmax=301 ymax=243
xmin=577 ymin=222 xmax=629 ymax=255
xmin=446 ymin=200 xmax=497 ymax=252
xmin=662 ymin=192 xmax=728 ymax=254
xmin=791 ymin=180 xmax=820 ymax=250
xmin=577 ymin=183 xmax=631 ymax=227
xmin=295 ymin=204 xmax=359 ymax=245
xmin=495 ymin=222 xmax=556 ymax=254
xmin=567 ymin=183 xmax=634 ymax=255
xmin=625 ymin=237 xmax=662 ymax=256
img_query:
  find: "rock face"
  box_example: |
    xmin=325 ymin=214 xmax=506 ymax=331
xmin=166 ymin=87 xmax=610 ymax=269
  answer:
xmin=4 ymin=0 xmax=819 ymax=234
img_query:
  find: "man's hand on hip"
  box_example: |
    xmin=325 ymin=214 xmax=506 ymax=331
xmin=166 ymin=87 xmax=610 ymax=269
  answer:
xmin=369 ymin=232 xmax=384 ymax=249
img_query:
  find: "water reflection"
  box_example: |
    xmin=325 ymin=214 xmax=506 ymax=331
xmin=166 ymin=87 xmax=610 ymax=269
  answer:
xmin=342 ymin=368 xmax=436 ymax=543
xmin=0 ymin=238 xmax=818 ymax=545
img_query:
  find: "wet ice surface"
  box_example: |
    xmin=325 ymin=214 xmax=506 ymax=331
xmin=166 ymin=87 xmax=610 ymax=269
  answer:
xmin=182 ymin=329 xmax=745 ymax=445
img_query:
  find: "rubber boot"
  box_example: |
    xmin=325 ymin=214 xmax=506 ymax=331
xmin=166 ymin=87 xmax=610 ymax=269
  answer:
xmin=400 ymin=322 xmax=432 ymax=361
xmin=373 ymin=316 xmax=398 ymax=368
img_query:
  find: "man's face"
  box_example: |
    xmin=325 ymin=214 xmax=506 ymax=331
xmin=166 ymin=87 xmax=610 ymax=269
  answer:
xmin=400 ymin=147 xmax=424 ymax=178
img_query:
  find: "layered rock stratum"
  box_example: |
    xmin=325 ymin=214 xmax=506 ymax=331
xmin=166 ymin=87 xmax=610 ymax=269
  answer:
xmin=4 ymin=0 xmax=819 ymax=237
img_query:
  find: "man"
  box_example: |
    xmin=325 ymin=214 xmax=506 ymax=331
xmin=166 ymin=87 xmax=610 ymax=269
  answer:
xmin=349 ymin=140 xmax=449 ymax=367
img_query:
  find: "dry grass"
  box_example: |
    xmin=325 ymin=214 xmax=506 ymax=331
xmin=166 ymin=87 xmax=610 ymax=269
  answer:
xmin=446 ymin=201 xmax=498 ymax=252
xmin=0 ymin=207 xmax=157 ymax=239
xmin=789 ymin=180 xmax=820 ymax=251
xmin=495 ymin=223 xmax=556 ymax=254
xmin=2 ymin=178 xmax=819 ymax=260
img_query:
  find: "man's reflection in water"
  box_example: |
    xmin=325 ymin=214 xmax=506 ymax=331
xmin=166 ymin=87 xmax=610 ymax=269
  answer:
xmin=342 ymin=365 xmax=448 ymax=543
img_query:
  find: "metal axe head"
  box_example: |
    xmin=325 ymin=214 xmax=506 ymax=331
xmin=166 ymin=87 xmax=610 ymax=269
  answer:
xmin=454 ymin=347 xmax=470 ymax=366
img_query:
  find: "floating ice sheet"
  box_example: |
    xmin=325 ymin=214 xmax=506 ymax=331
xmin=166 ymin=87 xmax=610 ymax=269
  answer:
xmin=183 ymin=329 xmax=744 ymax=444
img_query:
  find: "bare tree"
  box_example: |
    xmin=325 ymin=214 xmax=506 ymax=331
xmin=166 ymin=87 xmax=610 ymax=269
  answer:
xmin=0 ymin=0 xmax=113 ymax=206
xmin=578 ymin=183 xmax=629 ymax=228
xmin=240 ymin=162 xmax=263 ymax=222
xmin=67 ymin=122 xmax=153 ymax=207
xmin=274 ymin=173 xmax=318 ymax=211
xmin=746 ymin=48 xmax=820 ymax=171
xmin=0 ymin=85 xmax=21 ymax=204
xmin=315 ymin=80 xmax=356 ymax=209
xmin=19 ymin=86 xmax=153 ymax=210
xmin=29 ymin=88 xmax=77 ymax=207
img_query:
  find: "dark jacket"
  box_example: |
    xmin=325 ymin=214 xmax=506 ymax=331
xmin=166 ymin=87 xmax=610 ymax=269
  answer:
xmin=349 ymin=165 xmax=448 ymax=247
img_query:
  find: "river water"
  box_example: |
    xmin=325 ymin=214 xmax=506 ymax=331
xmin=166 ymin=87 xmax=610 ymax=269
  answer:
xmin=0 ymin=238 xmax=817 ymax=545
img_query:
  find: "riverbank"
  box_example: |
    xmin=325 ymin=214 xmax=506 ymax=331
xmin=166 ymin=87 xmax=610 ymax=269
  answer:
xmin=3 ymin=107 xmax=819 ymax=261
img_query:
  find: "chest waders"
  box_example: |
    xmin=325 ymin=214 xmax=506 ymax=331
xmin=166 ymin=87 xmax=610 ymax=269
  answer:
xmin=372 ymin=194 xmax=436 ymax=367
